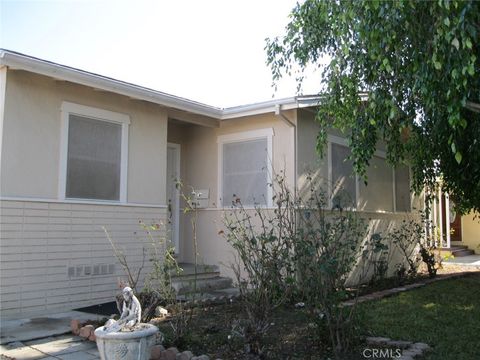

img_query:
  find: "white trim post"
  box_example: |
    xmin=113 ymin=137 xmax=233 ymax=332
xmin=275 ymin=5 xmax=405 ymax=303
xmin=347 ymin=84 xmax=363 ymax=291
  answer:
xmin=423 ymin=190 xmax=432 ymax=246
xmin=432 ymin=194 xmax=438 ymax=247
xmin=445 ymin=193 xmax=451 ymax=248
xmin=438 ymin=188 xmax=444 ymax=247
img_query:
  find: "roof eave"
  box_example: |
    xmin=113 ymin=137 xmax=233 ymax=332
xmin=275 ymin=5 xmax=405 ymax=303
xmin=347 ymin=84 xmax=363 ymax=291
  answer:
xmin=0 ymin=50 xmax=224 ymax=119
xmin=0 ymin=50 xmax=333 ymax=121
xmin=220 ymin=95 xmax=322 ymax=120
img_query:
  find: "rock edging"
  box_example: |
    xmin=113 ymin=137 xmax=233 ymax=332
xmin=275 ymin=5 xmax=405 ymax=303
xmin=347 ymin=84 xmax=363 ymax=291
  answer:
xmin=150 ymin=345 xmax=213 ymax=360
xmin=366 ymin=336 xmax=430 ymax=360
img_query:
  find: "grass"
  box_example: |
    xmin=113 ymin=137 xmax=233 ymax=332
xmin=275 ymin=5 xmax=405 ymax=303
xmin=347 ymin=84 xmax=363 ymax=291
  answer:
xmin=357 ymin=273 xmax=480 ymax=360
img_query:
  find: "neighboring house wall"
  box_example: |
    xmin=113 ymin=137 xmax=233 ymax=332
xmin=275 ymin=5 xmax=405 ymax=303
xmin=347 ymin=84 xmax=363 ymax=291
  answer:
xmin=462 ymin=212 xmax=480 ymax=254
xmin=0 ymin=70 xmax=169 ymax=318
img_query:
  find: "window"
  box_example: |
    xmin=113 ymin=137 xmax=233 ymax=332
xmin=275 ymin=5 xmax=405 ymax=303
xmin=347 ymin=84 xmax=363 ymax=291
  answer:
xmin=330 ymin=143 xmax=356 ymax=209
xmin=218 ymin=129 xmax=273 ymax=207
xmin=328 ymin=135 xmax=411 ymax=213
xmin=60 ymin=102 xmax=130 ymax=202
xmin=358 ymin=155 xmax=394 ymax=212
xmin=394 ymin=165 xmax=411 ymax=212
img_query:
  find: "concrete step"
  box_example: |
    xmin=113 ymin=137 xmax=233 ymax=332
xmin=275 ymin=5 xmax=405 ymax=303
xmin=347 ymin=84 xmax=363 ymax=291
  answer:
xmin=439 ymin=246 xmax=470 ymax=256
xmin=439 ymin=246 xmax=468 ymax=251
xmin=175 ymin=263 xmax=220 ymax=274
xmin=171 ymin=263 xmax=221 ymax=281
xmin=176 ymin=287 xmax=241 ymax=303
xmin=449 ymin=245 xmax=468 ymax=249
xmin=172 ymin=276 xmax=233 ymax=295
xmin=451 ymin=248 xmax=475 ymax=257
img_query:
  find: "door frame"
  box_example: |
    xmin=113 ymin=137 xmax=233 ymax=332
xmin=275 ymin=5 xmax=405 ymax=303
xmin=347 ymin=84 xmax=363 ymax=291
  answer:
xmin=167 ymin=142 xmax=181 ymax=254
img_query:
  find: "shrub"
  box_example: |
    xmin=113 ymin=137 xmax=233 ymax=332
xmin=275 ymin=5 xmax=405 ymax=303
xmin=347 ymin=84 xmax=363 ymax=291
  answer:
xmin=222 ymin=173 xmax=297 ymax=355
xmin=222 ymin=172 xmax=369 ymax=358
xmin=294 ymin=184 xmax=367 ymax=357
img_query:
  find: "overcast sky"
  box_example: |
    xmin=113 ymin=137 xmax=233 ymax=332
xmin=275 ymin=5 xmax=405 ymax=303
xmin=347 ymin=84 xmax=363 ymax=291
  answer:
xmin=0 ymin=0 xmax=322 ymax=108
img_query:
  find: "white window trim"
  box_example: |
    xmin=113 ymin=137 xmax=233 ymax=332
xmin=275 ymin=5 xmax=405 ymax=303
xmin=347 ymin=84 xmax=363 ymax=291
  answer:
xmin=217 ymin=128 xmax=274 ymax=208
xmin=327 ymin=134 xmax=410 ymax=213
xmin=58 ymin=101 xmax=130 ymax=203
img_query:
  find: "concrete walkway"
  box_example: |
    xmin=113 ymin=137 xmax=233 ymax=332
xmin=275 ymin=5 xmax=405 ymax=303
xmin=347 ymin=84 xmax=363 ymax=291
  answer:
xmin=0 ymin=335 xmax=99 ymax=360
xmin=0 ymin=311 xmax=101 ymax=360
xmin=443 ymin=254 xmax=480 ymax=266
xmin=0 ymin=311 xmax=101 ymax=345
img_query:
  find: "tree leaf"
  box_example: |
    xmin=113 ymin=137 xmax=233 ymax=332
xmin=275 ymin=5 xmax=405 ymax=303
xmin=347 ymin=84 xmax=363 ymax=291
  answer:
xmin=465 ymin=38 xmax=472 ymax=49
xmin=451 ymin=38 xmax=460 ymax=50
xmin=455 ymin=151 xmax=462 ymax=164
xmin=265 ymin=0 xmax=480 ymax=214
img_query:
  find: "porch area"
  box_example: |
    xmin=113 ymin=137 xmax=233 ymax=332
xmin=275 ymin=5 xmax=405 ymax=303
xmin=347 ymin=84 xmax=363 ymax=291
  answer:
xmin=427 ymin=188 xmax=479 ymax=256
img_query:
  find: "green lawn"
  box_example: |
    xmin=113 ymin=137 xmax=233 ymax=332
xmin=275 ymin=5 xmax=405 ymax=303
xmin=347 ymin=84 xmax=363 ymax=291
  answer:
xmin=357 ymin=273 xmax=480 ymax=360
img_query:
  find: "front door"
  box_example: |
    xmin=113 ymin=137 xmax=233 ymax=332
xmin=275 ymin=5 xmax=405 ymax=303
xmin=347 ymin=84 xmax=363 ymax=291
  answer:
xmin=450 ymin=213 xmax=463 ymax=242
xmin=441 ymin=195 xmax=462 ymax=242
xmin=167 ymin=143 xmax=180 ymax=254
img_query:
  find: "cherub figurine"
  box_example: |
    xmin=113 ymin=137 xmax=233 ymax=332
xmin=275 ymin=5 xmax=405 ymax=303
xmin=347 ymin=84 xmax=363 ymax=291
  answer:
xmin=105 ymin=286 xmax=142 ymax=332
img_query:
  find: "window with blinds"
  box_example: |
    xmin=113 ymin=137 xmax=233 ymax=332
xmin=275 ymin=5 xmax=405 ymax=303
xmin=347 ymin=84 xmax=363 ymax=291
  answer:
xmin=221 ymin=138 xmax=269 ymax=206
xmin=66 ymin=115 xmax=122 ymax=200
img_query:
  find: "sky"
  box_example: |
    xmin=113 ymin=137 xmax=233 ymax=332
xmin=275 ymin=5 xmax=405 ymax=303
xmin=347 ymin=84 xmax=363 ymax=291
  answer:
xmin=0 ymin=0 xmax=323 ymax=108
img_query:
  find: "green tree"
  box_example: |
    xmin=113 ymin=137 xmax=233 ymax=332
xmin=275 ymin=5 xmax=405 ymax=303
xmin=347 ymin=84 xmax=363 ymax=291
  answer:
xmin=266 ymin=0 xmax=479 ymax=214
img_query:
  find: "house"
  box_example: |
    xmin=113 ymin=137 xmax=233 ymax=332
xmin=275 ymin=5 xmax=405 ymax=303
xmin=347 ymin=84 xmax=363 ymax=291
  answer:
xmin=1 ymin=50 xmax=478 ymax=319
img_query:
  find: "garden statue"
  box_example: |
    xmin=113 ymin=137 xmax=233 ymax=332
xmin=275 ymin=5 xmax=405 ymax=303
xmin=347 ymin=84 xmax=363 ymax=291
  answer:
xmin=104 ymin=286 xmax=141 ymax=332
xmin=95 ymin=286 xmax=159 ymax=360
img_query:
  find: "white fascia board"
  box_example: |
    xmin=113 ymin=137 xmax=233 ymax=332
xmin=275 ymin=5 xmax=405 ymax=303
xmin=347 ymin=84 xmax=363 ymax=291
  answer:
xmin=220 ymin=95 xmax=323 ymax=119
xmin=0 ymin=50 xmax=223 ymax=119
xmin=221 ymin=97 xmax=297 ymax=119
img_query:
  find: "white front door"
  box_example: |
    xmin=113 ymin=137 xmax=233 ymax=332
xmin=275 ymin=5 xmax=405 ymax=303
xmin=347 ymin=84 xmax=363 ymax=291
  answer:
xmin=167 ymin=143 xmax=180 ymax=254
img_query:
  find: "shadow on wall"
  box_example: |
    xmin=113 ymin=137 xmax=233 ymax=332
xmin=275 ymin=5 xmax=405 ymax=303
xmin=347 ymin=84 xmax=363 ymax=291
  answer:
xmin=346 ymin=214 xmax=422 ymax=286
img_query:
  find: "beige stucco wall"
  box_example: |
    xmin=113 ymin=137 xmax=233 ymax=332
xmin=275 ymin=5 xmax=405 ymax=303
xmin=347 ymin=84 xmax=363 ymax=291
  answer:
xmin=186 ymin=111 xmax=297 ymax=205
xmin=169 ymin=111 xmax=296 ymax=267
xmin=173 ymin=109 xmax=424 ymax=281
xmin=1 ymin=70 xmax=168 ymax=205
xmin=462 ymin=212 xmax=480 ymax=254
